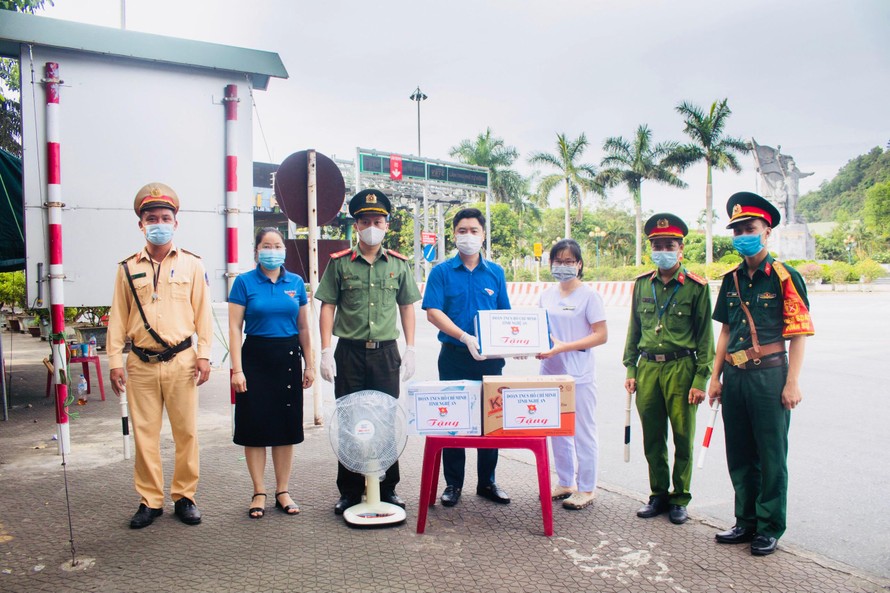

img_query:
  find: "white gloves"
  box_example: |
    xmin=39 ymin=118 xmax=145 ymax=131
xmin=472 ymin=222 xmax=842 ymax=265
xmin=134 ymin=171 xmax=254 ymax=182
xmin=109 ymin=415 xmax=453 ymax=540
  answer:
xmin=459 ymin=332 xmax=486 ymax=361
xmin=401 ymin=346 xmax=416 ymax=381
xmin=320 ymin=347 xmax=336 ymax=382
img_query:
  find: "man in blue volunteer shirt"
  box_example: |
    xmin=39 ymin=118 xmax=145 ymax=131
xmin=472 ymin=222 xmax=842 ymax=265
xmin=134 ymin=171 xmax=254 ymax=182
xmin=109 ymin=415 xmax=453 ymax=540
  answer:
xmin=423 ymin=208 xmax=511 ymax=507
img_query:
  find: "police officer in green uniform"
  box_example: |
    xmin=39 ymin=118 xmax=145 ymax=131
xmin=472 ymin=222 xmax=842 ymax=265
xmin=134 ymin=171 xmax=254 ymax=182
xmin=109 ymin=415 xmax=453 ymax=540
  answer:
xmin=316 ymin=189 xmax=421 ymax=515
xmin=709 ymin=192 xmax=814 ymax=556
xmin=623 ymin=213 xmax=715 ymax=525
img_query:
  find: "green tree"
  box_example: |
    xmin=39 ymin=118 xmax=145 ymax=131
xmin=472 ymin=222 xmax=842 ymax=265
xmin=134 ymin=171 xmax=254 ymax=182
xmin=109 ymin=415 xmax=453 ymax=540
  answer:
xmin=528 ymin=132 xmax=604 ymax=240
xmin=798 ymin=147 xmax=890 ymax=222
xmin=599 ymin=124 xmax=688 ymax=266
xmin=449 ymin=128 xmax=523 ymax=204
xmin=863 ymin=180 xmax=890 ymax=240
xmin=676 ymin=99 xmax=749 ymax=265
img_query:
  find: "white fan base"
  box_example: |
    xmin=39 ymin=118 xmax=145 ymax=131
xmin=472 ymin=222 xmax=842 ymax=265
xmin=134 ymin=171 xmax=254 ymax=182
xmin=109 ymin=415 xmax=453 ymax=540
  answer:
xmin=343 ymin=501 xmax=406 ymax=527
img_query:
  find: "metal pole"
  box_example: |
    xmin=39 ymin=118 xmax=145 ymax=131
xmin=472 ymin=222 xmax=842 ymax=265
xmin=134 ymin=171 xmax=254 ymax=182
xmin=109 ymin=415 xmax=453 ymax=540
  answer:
xmin=43 ymin=62 xmax=70 ymax=455
xmin=485 ymin=183 xmax=492 ymax=261
xmin=307 ymin=150 xmax=323 ymax=426
xmin=416 ymin=98 xmax=421 ymax=157
xmin=413 ymin=201 xmax=422 ymax=282
xmin=436 ymin=202 xmax=445 ymax=263
xmin=223 ymin=84 xmax=240 ymax=435
xmin=422 ymin=181 xmax=430 ymax=278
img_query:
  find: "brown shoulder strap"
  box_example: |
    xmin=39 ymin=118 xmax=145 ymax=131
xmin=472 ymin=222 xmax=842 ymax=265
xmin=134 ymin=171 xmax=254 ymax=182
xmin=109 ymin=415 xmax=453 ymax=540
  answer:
xmin=732 ymin=269 xmax=760 ymax=353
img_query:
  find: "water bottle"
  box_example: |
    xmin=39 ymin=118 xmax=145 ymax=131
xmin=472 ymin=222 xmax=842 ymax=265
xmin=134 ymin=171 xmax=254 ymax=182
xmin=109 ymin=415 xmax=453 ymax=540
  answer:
xmin=77 ymin=374 xmax=88 ymax=405
xmin=88 ymin=336 xmax=97 ymax=357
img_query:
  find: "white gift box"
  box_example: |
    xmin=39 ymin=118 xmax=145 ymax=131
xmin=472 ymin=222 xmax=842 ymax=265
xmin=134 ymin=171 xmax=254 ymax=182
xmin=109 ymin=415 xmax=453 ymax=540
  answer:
xmin=474 ymin=308 xmax=552 ymax=357
xmin=405 ymin=380 xmax=482 ymax=436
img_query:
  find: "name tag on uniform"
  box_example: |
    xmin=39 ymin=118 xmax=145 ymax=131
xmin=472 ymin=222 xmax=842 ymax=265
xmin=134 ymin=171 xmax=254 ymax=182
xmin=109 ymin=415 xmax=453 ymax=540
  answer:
xmin=726 ymin=291 xmax=738 ymax=298
xmin=758 ymin=292 xmax=776 ymax=300
xmin=641 ymin=297 xmax=655 ymax=303
xmin=561 ymin=306 xmax=576 ymax=311
xmin=131 ymin=272 xmax=147 ymax=279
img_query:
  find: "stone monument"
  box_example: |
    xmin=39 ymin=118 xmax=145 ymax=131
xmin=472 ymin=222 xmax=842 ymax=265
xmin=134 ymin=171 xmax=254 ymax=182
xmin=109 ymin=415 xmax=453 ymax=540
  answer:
xmin=750 ymin=138 xmax=816 ymax=259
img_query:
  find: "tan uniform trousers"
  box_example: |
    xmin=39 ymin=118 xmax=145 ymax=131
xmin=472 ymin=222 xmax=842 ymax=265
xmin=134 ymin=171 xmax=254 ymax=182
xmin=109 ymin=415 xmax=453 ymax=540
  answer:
xmin=125 ymin=347 xmax=199 ymax=508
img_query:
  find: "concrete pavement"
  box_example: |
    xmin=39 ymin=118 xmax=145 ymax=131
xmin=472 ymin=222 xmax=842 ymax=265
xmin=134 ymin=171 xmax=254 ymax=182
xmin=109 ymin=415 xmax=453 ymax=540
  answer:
xmin=1 ymin=322 xmax=888 ymax=593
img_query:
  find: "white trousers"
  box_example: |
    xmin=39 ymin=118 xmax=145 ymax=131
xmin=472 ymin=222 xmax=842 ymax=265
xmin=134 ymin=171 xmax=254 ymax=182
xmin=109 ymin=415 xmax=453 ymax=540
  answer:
xmin=551 ymin=381 xmax=598 ymax=492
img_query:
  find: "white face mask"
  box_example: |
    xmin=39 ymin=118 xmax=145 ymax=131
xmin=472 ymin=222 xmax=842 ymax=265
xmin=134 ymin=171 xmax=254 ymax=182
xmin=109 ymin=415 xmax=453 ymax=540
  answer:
xmin=455 ymin=233 xmax=483 ymax=256
xmin=358 ymin=226 xmax=385 ymax=246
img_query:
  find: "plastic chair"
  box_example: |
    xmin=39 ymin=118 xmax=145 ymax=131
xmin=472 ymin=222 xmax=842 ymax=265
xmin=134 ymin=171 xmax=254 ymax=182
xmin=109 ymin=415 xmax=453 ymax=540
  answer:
xmin=45 ymin=355 xmax=106 ymax=401
xmin=416 ymin=435 xmax=552 ymax=536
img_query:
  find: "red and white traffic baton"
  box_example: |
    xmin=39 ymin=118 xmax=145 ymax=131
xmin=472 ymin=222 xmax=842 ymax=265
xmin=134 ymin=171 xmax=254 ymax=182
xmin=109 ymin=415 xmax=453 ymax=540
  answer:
xmin=696 ymin=401 xmax=721 ymax=469
xmin=119 ymin=389 xmax=131 ymax=460
xmin=624 ymin=391 xmax=633 ymax=462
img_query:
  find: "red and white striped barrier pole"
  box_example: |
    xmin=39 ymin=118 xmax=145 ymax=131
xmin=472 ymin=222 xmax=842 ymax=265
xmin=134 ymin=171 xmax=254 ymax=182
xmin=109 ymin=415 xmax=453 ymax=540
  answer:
xmin=44 ymin=62 xmax=70 ymax=455
xmin=696 ymin=401 xmax=721 ymax=469
xmin=223 ymin=84 xmax=240 ymax=435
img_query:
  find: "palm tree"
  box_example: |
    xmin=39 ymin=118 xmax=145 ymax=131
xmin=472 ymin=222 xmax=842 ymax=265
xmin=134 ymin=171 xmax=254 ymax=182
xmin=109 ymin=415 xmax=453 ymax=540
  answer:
xmin=599 ymin=125 xmax=688 ymax=266
xmin=676 ymin=99 xmax=749 ymax=264
xmin=449 ymin=128 xmax=523 ymax=203
xmin=528 ymin=133 xmax=604 ymax=239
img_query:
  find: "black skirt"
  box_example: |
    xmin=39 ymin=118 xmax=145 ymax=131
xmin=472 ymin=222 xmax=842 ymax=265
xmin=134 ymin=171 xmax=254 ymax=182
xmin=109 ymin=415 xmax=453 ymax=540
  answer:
xmin=234 ymin=335 xmax=304 ymax=447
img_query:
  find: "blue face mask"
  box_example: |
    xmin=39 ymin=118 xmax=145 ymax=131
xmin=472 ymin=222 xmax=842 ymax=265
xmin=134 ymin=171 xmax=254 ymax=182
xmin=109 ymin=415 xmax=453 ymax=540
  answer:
xmin=257 ymin=249 xmax=286 ymax=270
xmin=651 ymin=251 xmax=679 ymax=270
xmin=551 ymin=265 xmax=578 ymax=282
xmin=733 ymin=233 xmax=765 ymax=257
xmin=144 ymin=223 xmax=174 ymax=246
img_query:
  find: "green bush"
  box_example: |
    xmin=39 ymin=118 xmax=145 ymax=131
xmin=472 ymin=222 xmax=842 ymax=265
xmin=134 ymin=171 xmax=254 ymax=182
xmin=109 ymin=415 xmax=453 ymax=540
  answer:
xmin=827 ymin=261 xmax=855 ymax=285
xmin=871 ymin=251 xmax=890 ymax=264
xmin=797 ymin=262 xmax=824 ymax=284
xmin=853 ymin=258 xmax=887 ymax=283
xmin=718 ymin=253 xmax=742 ymax=266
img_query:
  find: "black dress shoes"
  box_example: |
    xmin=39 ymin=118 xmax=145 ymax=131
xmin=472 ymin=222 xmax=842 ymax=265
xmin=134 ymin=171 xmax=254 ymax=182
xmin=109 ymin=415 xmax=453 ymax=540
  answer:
xmin=334 ymin=495 xmax=361 ymax=515
xmin=440 ymin=485 xmax=462 ymax=507
xmin=750 ymin=534 xmax=778 ymax=556
xmin=173 ymin=497 xmax=202 ymax=525
xmin=715 ymin=525 xmax=756 ymax=544
xmin=636 ymin=496 xmax=668 ymax=518
xmin=381 ymin=491 xmax=406 ymax=509
xmin=668 ymin=504 xmax=688 ymax=524
xmin=129 ymin=503 xmax=163 ymax=529
xmin=476 ymin=483 xmax=511 ymax=504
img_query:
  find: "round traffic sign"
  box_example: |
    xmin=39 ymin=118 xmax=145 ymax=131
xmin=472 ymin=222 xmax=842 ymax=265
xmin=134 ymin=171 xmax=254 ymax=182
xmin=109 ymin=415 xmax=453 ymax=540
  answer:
xmin=274 ymin=150 xmax=346 ymax=227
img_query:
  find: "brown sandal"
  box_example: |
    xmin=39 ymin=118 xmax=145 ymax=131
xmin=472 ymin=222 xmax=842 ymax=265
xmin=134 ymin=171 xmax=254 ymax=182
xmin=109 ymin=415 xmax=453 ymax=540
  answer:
xmin=248 ymin=493 xmax=266 ymax=519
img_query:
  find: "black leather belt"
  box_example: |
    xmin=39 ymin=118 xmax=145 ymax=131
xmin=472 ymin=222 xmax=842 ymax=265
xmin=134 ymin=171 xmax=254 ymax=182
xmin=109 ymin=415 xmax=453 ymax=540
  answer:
xmin=639 ymin=349 xmax=694 ymax=363
xmin=131 ymin=338 xmax=192 ymax=363
xmin=728 ymin=352 xmax=786 ymax=371
xmin=339 ymin=339 xmax=396 ymax=350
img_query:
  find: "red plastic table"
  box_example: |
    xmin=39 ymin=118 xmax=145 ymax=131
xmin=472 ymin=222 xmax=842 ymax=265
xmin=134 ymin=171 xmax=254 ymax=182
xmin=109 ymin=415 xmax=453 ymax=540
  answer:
xmin=416 ymin=435 xmax=553 ymax=536
xmin=45 ymin=355 xmax=106 ymax=401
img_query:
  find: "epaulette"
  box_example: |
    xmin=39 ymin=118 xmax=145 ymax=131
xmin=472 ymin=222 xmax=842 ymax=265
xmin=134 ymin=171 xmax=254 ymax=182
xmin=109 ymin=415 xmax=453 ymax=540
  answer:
xmin=387 ymin=249 xmax=409 ymax=261
xmin=635 ymin=269 xmax=656 ymax=280
xmin=771 ymin=260 xmax=791 ymax=282
xmin=180 ymin=248 xmax=202 ymax=259
xmin=330 ymin=248 xmax=352 ymax=259
xmin=718 ymin=264 xmax=742 ymax=278
xmin=119 ymin=252 xmax=140 ymax=265
xmin=685 ymin=271 xmax=708 ymax=285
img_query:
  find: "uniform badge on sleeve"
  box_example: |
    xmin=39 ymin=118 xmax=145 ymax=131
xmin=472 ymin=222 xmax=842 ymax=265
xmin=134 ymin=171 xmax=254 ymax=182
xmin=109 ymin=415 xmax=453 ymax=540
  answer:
xmin=484 ymin=288 xmax=494 ymax=296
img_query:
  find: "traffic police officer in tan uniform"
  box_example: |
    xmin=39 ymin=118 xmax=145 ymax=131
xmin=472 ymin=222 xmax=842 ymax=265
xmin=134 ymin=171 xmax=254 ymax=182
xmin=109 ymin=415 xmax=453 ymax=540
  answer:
xmin=108 ymin=183 xmax=213 ymax=529
xmin=316 ymin=189 xmax=421 ymax=514
xmin=709 ymin=192 xmax=814 ymax=556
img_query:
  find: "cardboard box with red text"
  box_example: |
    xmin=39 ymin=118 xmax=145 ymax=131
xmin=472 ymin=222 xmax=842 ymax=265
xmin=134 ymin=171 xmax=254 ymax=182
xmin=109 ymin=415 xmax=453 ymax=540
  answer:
xmin=481 ymin=375 xmax=575 ymax=437
xmin=405 ymin=380 xmax=482 ymax=436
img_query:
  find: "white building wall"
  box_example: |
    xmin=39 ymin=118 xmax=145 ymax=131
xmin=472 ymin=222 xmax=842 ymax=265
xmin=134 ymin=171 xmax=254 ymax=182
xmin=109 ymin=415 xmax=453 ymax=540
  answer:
xmin=21 ymin=45 xmax=255 ymax=305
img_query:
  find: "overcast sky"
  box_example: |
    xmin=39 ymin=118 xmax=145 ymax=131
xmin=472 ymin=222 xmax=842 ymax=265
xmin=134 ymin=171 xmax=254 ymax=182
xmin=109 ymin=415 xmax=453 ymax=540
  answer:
xmin=41 ymin=0 xmax=890 ymax=231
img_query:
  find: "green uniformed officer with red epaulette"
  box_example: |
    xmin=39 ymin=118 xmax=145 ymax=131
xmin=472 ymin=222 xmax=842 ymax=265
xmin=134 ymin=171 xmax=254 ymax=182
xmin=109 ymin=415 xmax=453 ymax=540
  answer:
xmin=709 ymin=192 xmax=814 ymax=556
xmin=623 ymin=213 xmax=715 ymax=525
xmin=315 ymin=189 xmax=421 ymax=515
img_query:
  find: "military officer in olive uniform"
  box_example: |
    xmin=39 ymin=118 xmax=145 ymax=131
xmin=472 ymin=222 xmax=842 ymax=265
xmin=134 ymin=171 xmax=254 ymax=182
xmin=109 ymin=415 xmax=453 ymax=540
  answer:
xmin=108 ymin=183 xmax=212 ymax=529
xmin=316 ymin=189 xmax=421 ymax=515
xmin=709 ymin=192 xmax=814 ymax=556
xmin=623 ymin=213 xmax=715 ymax=525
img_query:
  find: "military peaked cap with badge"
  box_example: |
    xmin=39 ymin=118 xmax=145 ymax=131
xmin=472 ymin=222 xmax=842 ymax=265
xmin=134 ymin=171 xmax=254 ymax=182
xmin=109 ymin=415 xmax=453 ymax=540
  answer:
xmin=348 ymin=189 xmax=392 ymax=218
xmin=134 ymin=182 xmax=180 ymax=216
xmin=725 ymin=191 xmax=781 ymax=229
xmin=645 ymin=213 xmax=688 ymax=239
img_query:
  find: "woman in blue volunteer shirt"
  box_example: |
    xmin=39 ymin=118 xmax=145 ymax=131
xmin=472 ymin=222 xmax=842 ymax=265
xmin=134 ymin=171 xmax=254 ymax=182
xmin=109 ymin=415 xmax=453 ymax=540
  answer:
xmin=537 ymin=239 xmax=608 ymax=510
xmin=229 ymin=228 xmax=315 ymax=518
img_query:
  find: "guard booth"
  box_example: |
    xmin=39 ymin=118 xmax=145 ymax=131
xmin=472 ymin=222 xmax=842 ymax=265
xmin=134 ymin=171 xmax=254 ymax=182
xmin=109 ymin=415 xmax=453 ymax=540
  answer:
xmin=0 ymin=11 xmax=288 ymax=308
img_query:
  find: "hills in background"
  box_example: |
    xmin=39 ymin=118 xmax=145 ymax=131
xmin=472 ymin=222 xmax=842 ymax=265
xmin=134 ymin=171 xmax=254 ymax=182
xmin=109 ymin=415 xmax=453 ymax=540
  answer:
xmin=799 ymin=147 xmax=890 ymax=222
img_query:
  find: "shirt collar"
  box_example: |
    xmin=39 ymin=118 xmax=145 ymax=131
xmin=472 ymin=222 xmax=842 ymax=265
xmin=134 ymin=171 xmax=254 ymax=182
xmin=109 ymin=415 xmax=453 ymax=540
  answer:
xmin=450 ymin=254 xmax=487 ymax=271
xmin=649 ymin=266 xmax=685 ymax=285
xmin=744 ymin=253 xmax=775 ymax=277
xmin=136 ymin=243 xmax=178 ymax=262
xmin=350 ymin=245 xmax=387 ymax=262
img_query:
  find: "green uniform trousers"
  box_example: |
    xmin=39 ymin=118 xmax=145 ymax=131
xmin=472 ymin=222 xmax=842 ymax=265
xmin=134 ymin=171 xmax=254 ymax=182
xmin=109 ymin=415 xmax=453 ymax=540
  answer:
xmin=722 ymin=362 xmax=790 ymax=539
xmin=635 ymin=356 xmax=696 ymax=506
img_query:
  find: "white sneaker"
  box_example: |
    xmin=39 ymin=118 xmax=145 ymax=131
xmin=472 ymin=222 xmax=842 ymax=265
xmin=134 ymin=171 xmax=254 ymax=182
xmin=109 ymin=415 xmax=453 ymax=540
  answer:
xmin=563 ymin=491 xmax=595 ymax=510
xmin=551 ymin=484 xmax=576 ymax=500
